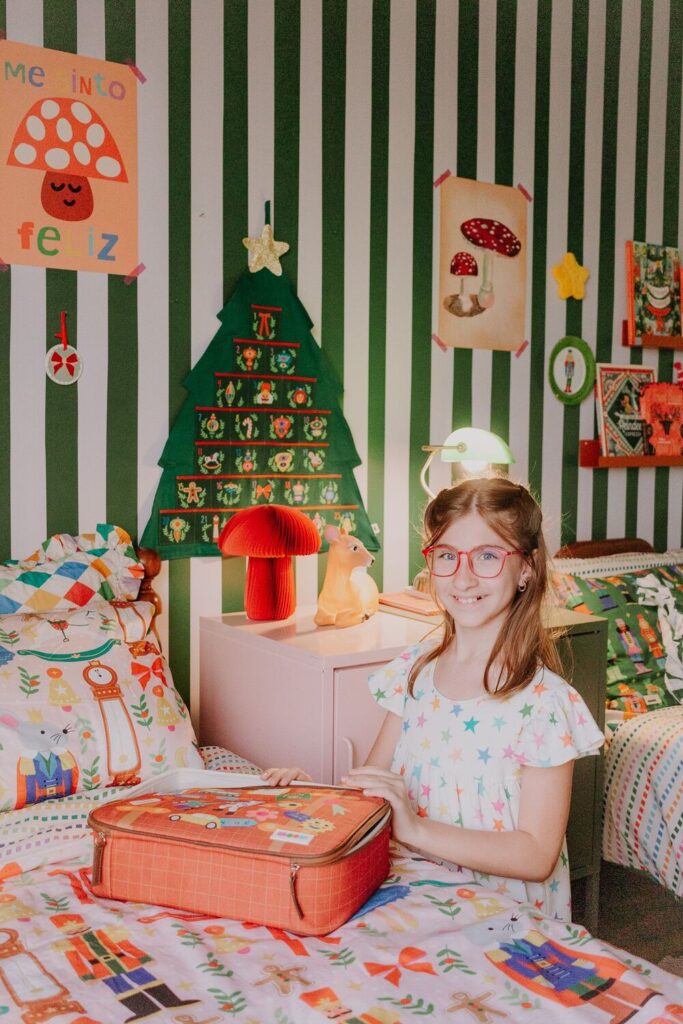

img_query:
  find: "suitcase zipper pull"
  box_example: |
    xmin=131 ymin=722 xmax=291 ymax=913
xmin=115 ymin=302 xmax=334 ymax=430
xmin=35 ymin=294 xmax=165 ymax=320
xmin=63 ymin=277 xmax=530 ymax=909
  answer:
xmin=92 ymin=831 xmax=107 ymax=886
xmin=289 ymin=863 xmax=303 ymax=919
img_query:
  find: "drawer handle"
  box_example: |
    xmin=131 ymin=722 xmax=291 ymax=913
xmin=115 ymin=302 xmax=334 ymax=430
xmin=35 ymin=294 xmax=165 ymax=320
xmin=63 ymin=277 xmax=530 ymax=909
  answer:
xmin=341 ymin=737 xmax=355 ymax=775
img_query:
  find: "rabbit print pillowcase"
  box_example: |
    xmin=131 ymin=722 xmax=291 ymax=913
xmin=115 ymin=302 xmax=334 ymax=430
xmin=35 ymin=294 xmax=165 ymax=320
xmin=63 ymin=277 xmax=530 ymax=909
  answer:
xmin=0 ymin=602 xmax=202 ymax=812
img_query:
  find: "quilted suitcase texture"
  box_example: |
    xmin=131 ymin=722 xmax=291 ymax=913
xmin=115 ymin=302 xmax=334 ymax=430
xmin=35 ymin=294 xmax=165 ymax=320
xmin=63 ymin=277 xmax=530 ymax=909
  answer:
xmin=88 ymin=782 xmax=391 ymax=935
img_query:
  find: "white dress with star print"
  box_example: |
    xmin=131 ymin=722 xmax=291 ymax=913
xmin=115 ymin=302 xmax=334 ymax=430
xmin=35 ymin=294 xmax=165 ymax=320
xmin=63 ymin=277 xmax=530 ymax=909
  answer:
xmin=368 ymin=642 xmax=604 ymax=920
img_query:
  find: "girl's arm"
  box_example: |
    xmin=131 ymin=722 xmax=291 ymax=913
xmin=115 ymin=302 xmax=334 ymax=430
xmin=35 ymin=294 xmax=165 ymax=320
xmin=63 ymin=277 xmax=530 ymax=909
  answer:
xmin=345 ymin=760 xmax=574 ymax=883
xmin=364 ymin=710 xmax=402 ymax=769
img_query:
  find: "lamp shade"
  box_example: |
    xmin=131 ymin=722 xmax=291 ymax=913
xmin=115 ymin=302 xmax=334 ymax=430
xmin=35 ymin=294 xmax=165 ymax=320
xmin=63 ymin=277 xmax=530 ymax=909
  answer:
xmin=438 ymin=427 xmax=515 ymax=465
xmin=420 ymin=427 xmax=515 ymax=496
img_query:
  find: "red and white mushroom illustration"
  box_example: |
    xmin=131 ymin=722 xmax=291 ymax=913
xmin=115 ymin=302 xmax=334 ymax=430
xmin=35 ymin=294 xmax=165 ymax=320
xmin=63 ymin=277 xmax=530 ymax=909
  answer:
xmin=7 ymin=98 xmax=127 ymax=221
xmin=460 ymin=218 xmax=521 ymax=309
xmin=449 ymin=250 xmax=479 ymax=314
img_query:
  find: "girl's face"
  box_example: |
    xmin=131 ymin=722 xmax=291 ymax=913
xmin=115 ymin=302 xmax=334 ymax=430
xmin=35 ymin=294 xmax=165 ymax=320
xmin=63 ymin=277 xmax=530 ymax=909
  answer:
xmin=429 ymin=511 xmax=530 ymax=638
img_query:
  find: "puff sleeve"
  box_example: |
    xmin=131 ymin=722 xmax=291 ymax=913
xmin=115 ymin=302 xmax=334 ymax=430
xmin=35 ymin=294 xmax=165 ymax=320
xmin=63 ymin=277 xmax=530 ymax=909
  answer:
xmin=367 ymin=642 xmax=432 ymax=718
xmin=515 ymin=674 xmax=604 ymax=768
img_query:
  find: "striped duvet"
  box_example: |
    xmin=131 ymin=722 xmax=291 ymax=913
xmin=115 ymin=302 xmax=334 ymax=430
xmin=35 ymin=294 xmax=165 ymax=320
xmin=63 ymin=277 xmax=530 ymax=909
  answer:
xmin=603 ymin=706 xmax=683 ymax=896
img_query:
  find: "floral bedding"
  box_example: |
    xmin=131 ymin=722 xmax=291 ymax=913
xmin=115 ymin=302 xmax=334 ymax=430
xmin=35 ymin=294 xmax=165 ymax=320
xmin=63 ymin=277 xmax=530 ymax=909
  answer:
xmin=0 ymin=751 xmax=681 ymax=1024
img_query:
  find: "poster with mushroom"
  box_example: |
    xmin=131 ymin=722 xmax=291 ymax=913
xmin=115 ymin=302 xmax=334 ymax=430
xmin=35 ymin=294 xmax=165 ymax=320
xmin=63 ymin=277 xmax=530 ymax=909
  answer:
xmin=438 ymin=176 xmax=527 ymax=351
xmin=0 ymin=40 xmax=137 ymax=274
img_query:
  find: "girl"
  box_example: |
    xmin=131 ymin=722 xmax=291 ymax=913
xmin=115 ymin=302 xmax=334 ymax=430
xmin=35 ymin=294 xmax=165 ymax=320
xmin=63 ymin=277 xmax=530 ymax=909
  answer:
xmin=263 ymin=477 xmax=603 ymax=920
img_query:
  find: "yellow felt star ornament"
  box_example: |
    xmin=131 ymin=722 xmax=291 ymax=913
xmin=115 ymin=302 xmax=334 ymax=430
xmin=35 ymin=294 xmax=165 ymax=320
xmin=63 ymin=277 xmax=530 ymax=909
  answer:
xmin=242 ymin=224 xmax=289 ymax=276
xmin=552 ymin=251 xmax=590 ymax=300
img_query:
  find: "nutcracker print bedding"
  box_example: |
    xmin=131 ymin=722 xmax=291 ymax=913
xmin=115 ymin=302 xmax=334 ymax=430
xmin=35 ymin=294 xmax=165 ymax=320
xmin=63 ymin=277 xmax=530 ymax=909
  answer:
xmin=553 ymin=540 xmax=683 ymax=896
xmin=0 ymin=530 xmax=681 ymax=1022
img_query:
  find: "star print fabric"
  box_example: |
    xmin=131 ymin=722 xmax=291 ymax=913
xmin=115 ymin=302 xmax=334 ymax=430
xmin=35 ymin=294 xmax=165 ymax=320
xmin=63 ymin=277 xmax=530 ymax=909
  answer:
xmin=368 ymin=642 xmax=604 ymax=920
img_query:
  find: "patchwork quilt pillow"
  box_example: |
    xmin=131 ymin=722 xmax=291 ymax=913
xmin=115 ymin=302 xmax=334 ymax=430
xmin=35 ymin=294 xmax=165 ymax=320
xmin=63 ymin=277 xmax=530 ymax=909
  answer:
xmin=0 ymin=601 xmax=202 ymax=811
xmin=0 ymin=524 xmax=144 ymax=615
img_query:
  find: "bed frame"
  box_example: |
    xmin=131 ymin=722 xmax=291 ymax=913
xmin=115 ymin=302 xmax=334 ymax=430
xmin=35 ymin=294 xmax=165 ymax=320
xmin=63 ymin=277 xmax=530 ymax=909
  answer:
xmin=555 ymin=537 xmax=655 ymax=559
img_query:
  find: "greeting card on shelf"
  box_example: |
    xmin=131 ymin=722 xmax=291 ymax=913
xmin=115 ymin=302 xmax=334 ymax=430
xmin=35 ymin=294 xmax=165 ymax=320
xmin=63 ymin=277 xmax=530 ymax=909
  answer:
xmin=640 ymin=381 xmax=683 ymax=457
xmin=625 ymin=241 xmax=682 ymax=348
xmin=595 ymin=363 xmax=655 ymax=457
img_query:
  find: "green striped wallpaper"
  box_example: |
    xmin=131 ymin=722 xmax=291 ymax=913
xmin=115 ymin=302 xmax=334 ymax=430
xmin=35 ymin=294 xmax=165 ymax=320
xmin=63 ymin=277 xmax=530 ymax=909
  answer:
xmin=0 ymin=0 xmax=680 ymax=711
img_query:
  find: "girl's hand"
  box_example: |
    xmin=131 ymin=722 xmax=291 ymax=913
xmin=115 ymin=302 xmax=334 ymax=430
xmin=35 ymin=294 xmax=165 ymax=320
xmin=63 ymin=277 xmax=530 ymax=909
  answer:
xmin=342 ymin=766 xmax=416 ymax=844
xmin=260 ymin=766 xmax=313 ymax=787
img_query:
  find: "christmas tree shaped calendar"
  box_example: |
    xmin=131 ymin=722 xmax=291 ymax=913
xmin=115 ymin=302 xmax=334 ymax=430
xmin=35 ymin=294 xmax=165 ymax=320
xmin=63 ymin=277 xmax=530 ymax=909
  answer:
xmin=141 ymin=257 xmax=379 ymax=560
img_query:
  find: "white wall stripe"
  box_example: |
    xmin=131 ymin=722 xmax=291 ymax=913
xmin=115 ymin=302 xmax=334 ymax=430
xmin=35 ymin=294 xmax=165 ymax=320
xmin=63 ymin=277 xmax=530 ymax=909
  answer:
xmin=343 ymin=0 xmax=372 ymax=505
xmin=428 ymin=0 xmax=458 ymax=498
xmin=189 ymin=0 xmax=224 ymax=716
xmin=7 ymin=1 xmax=44 ymax=558
xmin=575 ymin=0 xmax=605 ymax=542
xmin=247 ymin=0 xmax=274 ymax=236
xmin=137 ymin=0 xmax=169 ymax=541
xmin=383 ymin=0 xmax=416 ymax=592
xmin=509 ymin=0 xmax=538 ymax=490
xmin=541 ymin=0 xmax=573 ymax=555
xmin=470 ymin=0 xmax=496 ymax=436
xmin=636 ymin=0 xmax=671 ymax=544
xmin=295 ymin=0 xmax=324 ymax=608
xmin=75 ymin=4 xmax=108 ymax=535
xmin=10 ymin=267 xmax=46 ymax=558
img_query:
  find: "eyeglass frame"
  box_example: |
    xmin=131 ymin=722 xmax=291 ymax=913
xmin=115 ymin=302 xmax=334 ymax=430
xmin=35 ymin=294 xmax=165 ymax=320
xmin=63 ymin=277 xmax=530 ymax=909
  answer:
xmin=421 ymin=543 xmax=527 ymax=579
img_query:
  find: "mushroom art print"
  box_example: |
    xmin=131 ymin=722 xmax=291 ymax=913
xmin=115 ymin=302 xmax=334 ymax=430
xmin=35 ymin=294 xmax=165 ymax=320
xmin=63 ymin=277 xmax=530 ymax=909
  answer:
xmin=0 ymin=40 xmax=137 ymax=274
xmin=438 ymin=176 xmax=528 ymax=351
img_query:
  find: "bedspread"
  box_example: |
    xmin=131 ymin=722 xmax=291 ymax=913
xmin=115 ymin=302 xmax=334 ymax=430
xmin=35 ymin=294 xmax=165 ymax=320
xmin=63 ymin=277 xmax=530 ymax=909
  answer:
xmin=1 ymin=789 xmax=682 ymax=1023
xmin=603 ymin=706 xmax=683 ymax=897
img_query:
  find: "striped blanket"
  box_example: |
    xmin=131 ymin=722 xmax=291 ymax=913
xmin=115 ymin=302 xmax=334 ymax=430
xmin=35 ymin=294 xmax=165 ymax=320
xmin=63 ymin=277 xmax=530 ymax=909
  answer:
xmin=603 ymin=706 xmax=683 ymax=895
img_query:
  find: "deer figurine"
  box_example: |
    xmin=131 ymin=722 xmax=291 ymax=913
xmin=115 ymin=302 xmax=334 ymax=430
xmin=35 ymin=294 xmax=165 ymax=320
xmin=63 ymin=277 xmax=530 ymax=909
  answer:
xmin=314 ymin=525 xmax=379 ymax=628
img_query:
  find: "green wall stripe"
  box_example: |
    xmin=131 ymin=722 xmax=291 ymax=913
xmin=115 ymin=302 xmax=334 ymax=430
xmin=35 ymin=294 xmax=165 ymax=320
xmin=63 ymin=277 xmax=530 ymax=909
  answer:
xmin=274 ymin=0 xmax=300 ymax=289
xmin=625 ymin=0 xmax=654 ymax=537
xmin=221 ymin=0 xmax=248 ymax=612
xmin=0 ymin=0 xmax=9 ymax=560
xmin=409 ymin=0 xmax=435 ymax=577
xmin=490 ymin=0 xmax=516 ymax=448
xmin=452 ymin=0 xmax=478 ymax=431
xmin=528 ymin=0 xmax=552 ymax=498
xmin=560 ymin=0 xmax=589 ymax=545
xmin=366 ymin=0 xmax=390 ymax=586
xmin=105 ymin=1 xmax=138 ymax=538
xmin=167 ymin=0 xmax=192 ymax=705
xmin=44 ymin=2 xmax=78 ymax=539
xmin=654 ymin=0 xmax=682 ymax=551
xmin=590 ymin=0 xmax=622 ymax=540
xmin=321 ymin=0 xmax=346 ymax=385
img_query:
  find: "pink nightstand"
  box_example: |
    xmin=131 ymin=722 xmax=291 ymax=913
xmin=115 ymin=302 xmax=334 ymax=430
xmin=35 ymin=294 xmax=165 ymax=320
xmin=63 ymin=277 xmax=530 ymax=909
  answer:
xmin=199 ymin=608 xmax=434 ymax=783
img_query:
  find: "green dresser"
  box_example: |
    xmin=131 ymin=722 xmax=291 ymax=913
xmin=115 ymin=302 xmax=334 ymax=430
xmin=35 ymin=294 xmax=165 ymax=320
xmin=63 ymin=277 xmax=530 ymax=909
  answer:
xmin=549 ymin=607 xmax=607 ymax=932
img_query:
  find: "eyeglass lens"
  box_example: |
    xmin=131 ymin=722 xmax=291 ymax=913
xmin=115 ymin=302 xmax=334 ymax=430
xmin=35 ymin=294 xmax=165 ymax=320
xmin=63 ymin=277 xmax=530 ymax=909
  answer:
xmin=425 ymin=545 xmax=511 ymax=578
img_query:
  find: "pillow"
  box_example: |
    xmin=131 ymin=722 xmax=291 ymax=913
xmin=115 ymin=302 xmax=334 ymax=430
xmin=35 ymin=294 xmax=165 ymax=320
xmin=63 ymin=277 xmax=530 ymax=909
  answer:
xmin=0 ymin=602 xmax=203 ymax=811
xmin=0 ymin=524 xmax=144 ymax=615
xmin=552 ymin=563 xmax=682 ymax=725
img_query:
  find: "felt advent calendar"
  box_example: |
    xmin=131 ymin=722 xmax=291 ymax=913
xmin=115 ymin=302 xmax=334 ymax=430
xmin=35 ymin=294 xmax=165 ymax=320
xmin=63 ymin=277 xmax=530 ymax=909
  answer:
xmin=141 ymin=264 xmax=378 ymax=559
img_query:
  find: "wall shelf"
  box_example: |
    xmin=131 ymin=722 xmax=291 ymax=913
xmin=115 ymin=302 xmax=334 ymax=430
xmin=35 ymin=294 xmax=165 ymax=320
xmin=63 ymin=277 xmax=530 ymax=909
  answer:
xmin=579 ymin=439 xmax=683 ymax=468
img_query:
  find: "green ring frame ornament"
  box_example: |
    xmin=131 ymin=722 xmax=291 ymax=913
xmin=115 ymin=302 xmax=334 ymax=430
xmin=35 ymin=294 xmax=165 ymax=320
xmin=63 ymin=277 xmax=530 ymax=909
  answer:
xmin=548 ymin=335 xmax=596 ymax=405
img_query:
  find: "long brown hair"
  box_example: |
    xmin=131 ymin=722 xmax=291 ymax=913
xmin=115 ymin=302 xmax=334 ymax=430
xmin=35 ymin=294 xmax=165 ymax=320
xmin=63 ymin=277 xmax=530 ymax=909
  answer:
xmin=408 ymin=476 xmax=563 ymax=699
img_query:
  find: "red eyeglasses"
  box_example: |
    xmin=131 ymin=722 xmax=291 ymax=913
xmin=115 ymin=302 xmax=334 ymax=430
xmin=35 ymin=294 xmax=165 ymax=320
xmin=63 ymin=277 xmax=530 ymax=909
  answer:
xmin=422 ymin=544 xmax=525 ymax=579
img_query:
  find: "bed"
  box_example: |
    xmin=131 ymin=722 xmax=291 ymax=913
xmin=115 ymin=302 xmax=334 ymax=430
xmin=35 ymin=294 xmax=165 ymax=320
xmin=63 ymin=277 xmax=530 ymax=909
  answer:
xmin=554 ymin=538 xmax=683 ymax=898
xmin=0 ymin=526 xmax=681 ymax=1023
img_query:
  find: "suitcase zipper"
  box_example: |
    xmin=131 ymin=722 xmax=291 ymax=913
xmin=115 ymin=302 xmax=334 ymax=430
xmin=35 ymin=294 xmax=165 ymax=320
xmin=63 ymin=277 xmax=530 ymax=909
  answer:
xmin=88 ymin=799 xmax=390 ymax=915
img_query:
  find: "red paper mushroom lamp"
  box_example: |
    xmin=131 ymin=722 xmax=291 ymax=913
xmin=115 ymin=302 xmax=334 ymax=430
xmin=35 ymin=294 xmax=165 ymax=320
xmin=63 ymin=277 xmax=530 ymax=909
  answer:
xmin=449 ymin=251 xmax=479 ymax=314
xmin=217 ymin=505 xmax=321 ymax=621
xmin=460 ymin=218 xmax=521 ymax=309
xmin=7 ymin=98 xmax=127 ymax=222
